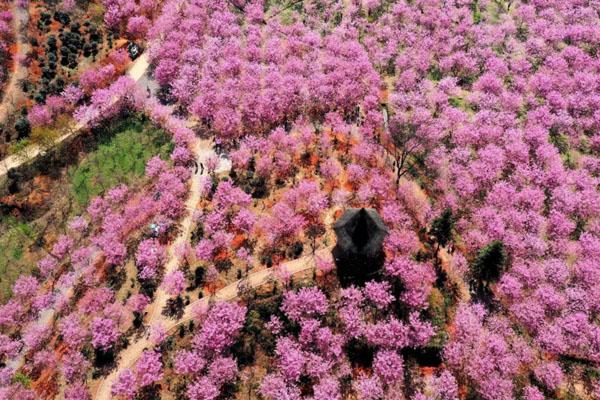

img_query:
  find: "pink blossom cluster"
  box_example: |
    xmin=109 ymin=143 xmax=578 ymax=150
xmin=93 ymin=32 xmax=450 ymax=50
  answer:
xmin=195 ymin=179 xmax=256 ymax=265
xmin=147 ymin=0 xmax=380 ymax=141
xmin=170 ymin=302 xmax=246 ymax=400
xmin=261 ymin=284 xmax=434 ymax=399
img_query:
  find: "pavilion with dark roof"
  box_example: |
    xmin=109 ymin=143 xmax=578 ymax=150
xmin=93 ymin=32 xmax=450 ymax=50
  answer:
xmin=332 ymin=208 xmax=388 ymax=286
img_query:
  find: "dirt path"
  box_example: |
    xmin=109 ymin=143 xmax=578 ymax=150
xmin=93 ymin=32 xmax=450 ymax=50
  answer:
xmin=142 ymin=138 xmax=230 ymax=330
xmin=438 ymin=247 xmax=470 ymax=301
xmin=90 ymin=133 xmax=230 ymax=400
xmin=92 ymin=246 xmax=332 ymax=400
xmin=0 ymin=53 xmax=151 ymax=180
xmin=0 ymin=2 xmax=29 ymax=124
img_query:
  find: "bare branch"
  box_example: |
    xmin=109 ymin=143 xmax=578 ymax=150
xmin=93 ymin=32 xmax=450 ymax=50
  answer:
xmin=267 ymin=0 xmax=305 ymax=20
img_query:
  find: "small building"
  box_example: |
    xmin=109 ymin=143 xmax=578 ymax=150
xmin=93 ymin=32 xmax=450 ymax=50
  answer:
xmin=332 ymin=208 xmax=388 ymax=287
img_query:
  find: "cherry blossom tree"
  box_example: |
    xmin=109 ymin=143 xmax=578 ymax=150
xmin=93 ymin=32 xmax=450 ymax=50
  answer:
xmin=162 ymin=270 xmax=186 ymax=297
xmin=136 ymin=239 xmax=166 ymax=281
xmin=91 ymin=317 xmax=120 ymax=351
xmin=112 ymin=369 xmax=137 ymax=400
xmin=135 ymin=350 xmax=163 ymax=388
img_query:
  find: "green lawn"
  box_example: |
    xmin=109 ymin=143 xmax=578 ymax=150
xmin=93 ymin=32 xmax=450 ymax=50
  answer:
xmin=68 ymin=116 xmax=173 ymax=206
xmin=0 ymin=216 xmax=37 ymax=302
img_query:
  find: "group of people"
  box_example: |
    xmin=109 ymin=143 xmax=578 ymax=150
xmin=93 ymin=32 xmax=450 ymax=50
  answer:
xmin=193 ymin=160 xmax=204 ymax=175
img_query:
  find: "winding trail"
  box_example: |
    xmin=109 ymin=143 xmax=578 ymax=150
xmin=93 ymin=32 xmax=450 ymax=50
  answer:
xmin=92 ymin=246 xmax=332 ymax=400
xmin=142 ymin=137 xmax=230 ymax=333
xmin=438 ymin=247 xmax=470 ymax=301
xmin=90 ymin=125 xmax=231 ymax=399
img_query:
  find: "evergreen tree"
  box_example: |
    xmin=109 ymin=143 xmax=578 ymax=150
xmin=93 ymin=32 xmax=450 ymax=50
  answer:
xmin=430 ymin=208 xmax=454 ymax=248
xmin=471 ymin=241 xmax=507 ymax=285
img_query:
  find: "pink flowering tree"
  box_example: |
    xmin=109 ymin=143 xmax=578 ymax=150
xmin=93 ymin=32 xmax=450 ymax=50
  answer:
xmin=162 ymin=269 xmax=187 ymax=318
xmin=135 ymin=350 xmax=163 ymax=389
xmin=91 ymin=317 xmax=120 ymax=353
xmin=112 ymin=369 xmax=137 ymax=400
xmin=136 ymin=238 xmax=166 ymax=281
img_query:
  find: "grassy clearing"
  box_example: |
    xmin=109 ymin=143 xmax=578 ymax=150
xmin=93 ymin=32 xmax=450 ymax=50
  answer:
xmin=0 ymin=215 xmax=37 ymax=301
xmin=0 ymin=115 xmax=172 ymax=301
xmin=68 ymin=116 xmax=172 ymax=206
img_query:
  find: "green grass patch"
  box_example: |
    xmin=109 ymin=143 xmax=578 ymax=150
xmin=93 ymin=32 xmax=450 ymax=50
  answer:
xmin=8 ymin=138 xmax=31 ymax=155
xmin=0 ymin=216 xmax=37 ymax=302
xmin=0 ymin=115 xmax=172 ymax=301
xmin=427 ymin=65 xmax=443 ymax=82
xmin=12 ymin=372 xmax=32 ymax=387
xmin=428 ymin=287 xmax=451 ymax=348
xmin=68 ymin=117 xmax=172 ymax=206
xmin=470 ymin=0 xmax=482 ymax=24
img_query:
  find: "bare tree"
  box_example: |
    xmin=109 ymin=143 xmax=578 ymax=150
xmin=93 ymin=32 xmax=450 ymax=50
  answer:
xmin=388 ymin=118 xmax=421 ymax=186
